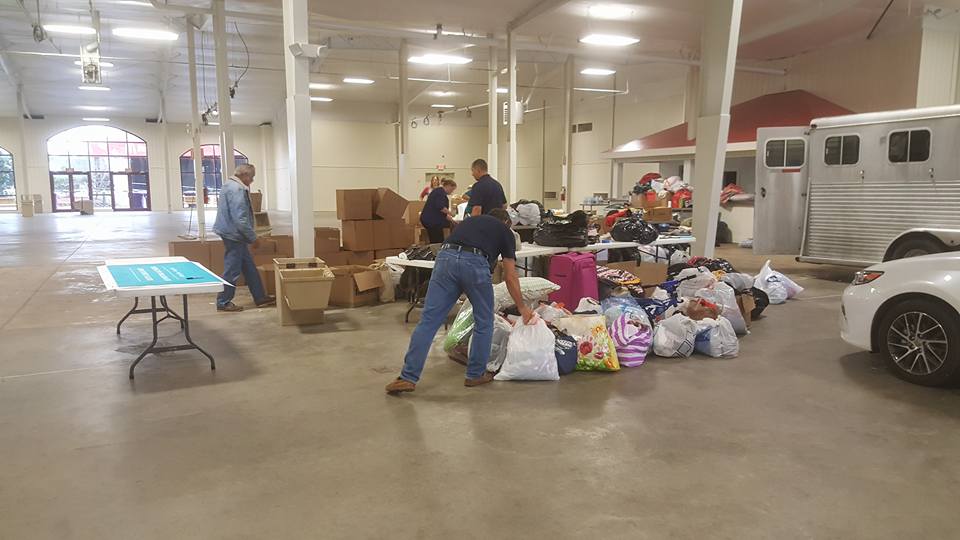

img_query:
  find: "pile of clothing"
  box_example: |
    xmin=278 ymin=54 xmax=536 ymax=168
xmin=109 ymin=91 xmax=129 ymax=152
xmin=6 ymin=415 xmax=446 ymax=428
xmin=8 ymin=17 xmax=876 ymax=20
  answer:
xmin=632 ymin=173 xmax=693 ymax=208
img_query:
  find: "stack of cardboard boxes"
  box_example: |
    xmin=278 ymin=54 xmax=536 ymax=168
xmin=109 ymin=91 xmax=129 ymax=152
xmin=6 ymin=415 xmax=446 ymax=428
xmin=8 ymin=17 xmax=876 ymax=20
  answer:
xmin=168 ymin=234 xmax=295 ymax=296
xmin=333 ymin=188 xmax=416 ymax=260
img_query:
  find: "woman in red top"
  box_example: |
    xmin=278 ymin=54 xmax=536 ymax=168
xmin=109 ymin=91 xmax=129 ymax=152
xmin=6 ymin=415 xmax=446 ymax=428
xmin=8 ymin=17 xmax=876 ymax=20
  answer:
xmin=420 ymin=176 xmax=441 ymax=201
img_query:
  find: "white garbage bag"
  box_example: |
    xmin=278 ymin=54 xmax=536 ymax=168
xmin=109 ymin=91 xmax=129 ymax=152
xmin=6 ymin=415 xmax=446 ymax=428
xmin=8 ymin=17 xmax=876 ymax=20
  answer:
xmin=696 ymin=282 xmax=747 ymax=335
xmin=754 ymin=260 xmax=803 ymax=304
xmin=494 ymin=318 xmax=560 ymax=381
xmin=652 ymin=314 xmax=698 ymax=358
xmin=507 ymin=206 xmax=521 ymax=225
xmin=516 ymin=203 xmax=541 ymax=226
xmin=694 ymin=317 xmax=739 ymax=358
xmin=534 ymin=303 xmax=568 ymax=323
xmin=721 ymin=272 xmax=754 ymax=292
xmin=676 ymin=266 xmax=717 ymax=298
xmin=475 ymin=315 xmax=513 ymax=372
xmin=575 ymin=297 xmax=602 ymax=314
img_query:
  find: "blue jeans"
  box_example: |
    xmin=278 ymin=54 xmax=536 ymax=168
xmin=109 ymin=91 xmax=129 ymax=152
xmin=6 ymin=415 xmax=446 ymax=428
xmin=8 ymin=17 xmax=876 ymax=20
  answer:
xmin=400 ymin=249 xmax=495 ymax=383
xmin=216 ymin=238 xmax=267 ymax=308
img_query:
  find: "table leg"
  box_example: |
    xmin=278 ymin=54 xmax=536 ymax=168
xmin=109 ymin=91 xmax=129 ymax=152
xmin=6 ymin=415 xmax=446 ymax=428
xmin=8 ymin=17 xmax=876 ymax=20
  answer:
xmin=158 ymin=296 xmax=186 ymax=329
xmin=181 ymin=294 xmax=215 ymax=372
xmin=116 ymin=297 xmax=140 ymax=335
xmin=129 ymin=296 xmax=160 ymax=379
xmin=127 ymin=295 xmax=217 ymax=379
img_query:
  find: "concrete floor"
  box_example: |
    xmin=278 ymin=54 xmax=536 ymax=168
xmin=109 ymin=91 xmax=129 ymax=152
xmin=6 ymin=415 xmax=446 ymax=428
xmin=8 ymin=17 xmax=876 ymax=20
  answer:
xmin=2 ymin=211 xmax=960 ymax=540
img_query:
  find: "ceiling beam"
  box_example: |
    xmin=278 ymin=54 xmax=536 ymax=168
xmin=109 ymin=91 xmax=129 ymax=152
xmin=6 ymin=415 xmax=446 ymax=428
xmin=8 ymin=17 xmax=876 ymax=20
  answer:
xmin=507 ymin=0 xmax=569 ymax=32
xmin=739 ymin=0 xmax=861 ymax=45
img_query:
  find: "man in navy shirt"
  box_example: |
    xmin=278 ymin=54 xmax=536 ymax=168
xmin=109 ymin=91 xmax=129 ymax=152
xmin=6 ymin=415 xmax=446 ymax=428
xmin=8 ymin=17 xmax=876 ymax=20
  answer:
xmin=468 ymin=158 xmax=507 ymax=217
xmin=386 ymin=208 xmax=533 ymax=394
xmin=420 ymin=179 xmax=456 ymax=244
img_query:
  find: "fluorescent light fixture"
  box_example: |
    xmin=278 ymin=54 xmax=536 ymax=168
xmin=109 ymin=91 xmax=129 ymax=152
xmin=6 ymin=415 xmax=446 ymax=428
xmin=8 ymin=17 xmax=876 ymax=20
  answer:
xmin=208 ymin=121 xmax=220 ymax=126
xmin=408 ymin=54 xmax=472 ymax=65
xmin=43 ymin=24 xmax=96 ymax=35
xmin=343 ymin=77 xmax=374 ymax=85
xmin=581 ymin=67 xmax=616 ymax=76
xmin=588 ymin=4 xmax=633 ymax=19
xmin=74 ymin=60 xmax=114 ymax=68
xmin=309 ymin=83 xmax=335 ymax=90
xmin=77 ymin=106 xmax=109 ymax=111
xmin=112 ymin=27 xmax=179 ymax=41
xmin=579 ymin=33 xmax=639 ymax=46
xmin=574 ymin=87 xmax=624 ymax=93
xmin=431 ymin=104 xmax=455 ymax=109
xmin=78 ymin=85 xmax=110 ymax=91
xmin=497 ymin=87 xmax=508 ymax=94
xmin=431 ymin=90 xmax=454 ymax=97
xmin=114 ymin=0 xmax=154 ymax=5
xmin=82 ymin=117 xmax=110 ymax=122
xmin=310 ymin=96 xmax=333 ymax=102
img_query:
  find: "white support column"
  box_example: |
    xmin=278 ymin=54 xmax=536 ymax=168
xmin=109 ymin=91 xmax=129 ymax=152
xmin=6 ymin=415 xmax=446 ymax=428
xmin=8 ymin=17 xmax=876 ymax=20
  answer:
xmin=187 ymin=22 xmax=206 ymax=239
xmin=160 ymin=90 xmax=173 ymax=213
xmin=507 ymin=31 xmax=519 ymax=202
xmin=15 ymin=86 xmax=29 ymax=202
xmin=259 ymin=122 xmax=274 ymax=210
xmin=615 ymin=162 xmax=624 ymax=198
xmin=561 ymin=55 xmax=573 ymax=212
xmin=691 ymin=0 xmax=742 ymax=258
xmin=283 ymin=0 xmax=315 ymax=257
xmin=398 ymin=40 xmax=409 ymax=194
xmin=488 ymin=46 xmax=499 ymax=178
xmin=917 ymin=6 xmax=960 ymax=107
xmin=682 ymin=159 xmax=693 ymax=184
xmin=213 ymin=0 xmax=235 ymax=180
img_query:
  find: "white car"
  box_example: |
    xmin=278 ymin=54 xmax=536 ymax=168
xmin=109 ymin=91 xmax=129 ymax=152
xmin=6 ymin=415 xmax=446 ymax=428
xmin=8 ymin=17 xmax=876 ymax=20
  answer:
xmin=841 ymin=252 xmax=960 ymax=386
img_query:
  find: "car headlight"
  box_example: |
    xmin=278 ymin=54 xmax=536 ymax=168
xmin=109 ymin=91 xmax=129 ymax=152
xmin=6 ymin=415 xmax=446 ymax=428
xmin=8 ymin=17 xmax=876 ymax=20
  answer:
xmin=852 ymin=270 xmax=884 ymax=285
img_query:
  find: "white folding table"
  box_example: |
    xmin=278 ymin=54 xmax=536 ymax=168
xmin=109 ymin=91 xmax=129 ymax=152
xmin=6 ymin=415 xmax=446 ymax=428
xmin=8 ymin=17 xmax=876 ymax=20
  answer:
xmin=98 ymin=256 xmax=229 ymax=379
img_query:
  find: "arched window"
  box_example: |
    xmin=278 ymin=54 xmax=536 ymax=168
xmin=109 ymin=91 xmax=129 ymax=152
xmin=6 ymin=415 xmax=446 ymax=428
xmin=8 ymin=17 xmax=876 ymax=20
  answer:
xmin=46 ymin=126 xmax=150 ymax=211
xmin=0 ymin=147 xmax=15 ymax=210
xmin=179 ymin=145 xmax=248 ymax=208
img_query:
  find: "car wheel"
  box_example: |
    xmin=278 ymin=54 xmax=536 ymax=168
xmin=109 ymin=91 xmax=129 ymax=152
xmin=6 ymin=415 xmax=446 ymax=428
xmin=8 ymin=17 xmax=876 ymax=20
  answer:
xmin=890 ymin=236 xmax=943 ymax=260
xmin=878 ymin=299 xmax=960 ymax=387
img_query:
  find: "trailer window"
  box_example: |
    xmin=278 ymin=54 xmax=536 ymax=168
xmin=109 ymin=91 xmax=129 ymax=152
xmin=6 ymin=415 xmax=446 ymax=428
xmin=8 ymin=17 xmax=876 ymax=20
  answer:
xmin=765 ymin=139 xmax=805 ymax=168
xmin=824 ymin=135 xmax=859 ymax=166
xmin=889 ymin=129 xmax=931 ymax=163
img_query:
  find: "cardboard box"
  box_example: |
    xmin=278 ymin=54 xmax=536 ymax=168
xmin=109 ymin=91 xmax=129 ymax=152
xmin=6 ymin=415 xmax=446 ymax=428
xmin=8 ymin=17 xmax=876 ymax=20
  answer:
xmin=341 ymin=220 xmax=375 ymax=251
xmin=249 ymin=191 xmax=263 ymax=212
xmin=329 ymin=265 xmax=383 ymax=307
xmin=375 ymin=249 xmax=403 ymax=259
xmin=347 ymin=251 xmax=375 ymax=266
xmin=404 ymin=201 xmax=426 ymax=226
xmin=604 ymin=261 xmax=668 ymax=291
xmin=375 ymin=188 xmax=409 ymax=220
xmin=257 ymin=264 xmax=276 ymax=295
xmin=336 ymin=189 xmax=378 ymax=221
xmin=168 ymin=240 xmax=212 ymax=269
xmin=372 ymin=219 xmax=394 ymax=251
xmin=274 ymin=258 xmax=334 ymax=326
xmin=391 ymin=223 xmax=416 ymax=249
xmin=254 ymin=212 xmax=271 ymax=228
xmin=270 ymin=234 xmax=294 ymax=258
xmin=314 ymin=227 xmax=341 ymax=254
xmin=737 ymin=293 xmax=756 ymax=328
xmin=317 ymin=251 xmax=350 ymax=266
xmin=644 ymin=207 xmax=674 ymax=223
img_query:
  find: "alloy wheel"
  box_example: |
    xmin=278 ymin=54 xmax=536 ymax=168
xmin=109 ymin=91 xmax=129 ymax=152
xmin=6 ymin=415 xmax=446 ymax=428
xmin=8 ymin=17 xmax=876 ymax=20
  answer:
xmin=886 ymin=311 xmax=949 ymax=376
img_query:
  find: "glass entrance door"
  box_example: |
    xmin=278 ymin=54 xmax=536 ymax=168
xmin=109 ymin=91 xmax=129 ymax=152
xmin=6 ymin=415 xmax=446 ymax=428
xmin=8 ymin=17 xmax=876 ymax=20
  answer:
xmin=109 ymin=173 xmax=151 ymax=211
xmin=50 ymin=172 xmax=92 ymax=211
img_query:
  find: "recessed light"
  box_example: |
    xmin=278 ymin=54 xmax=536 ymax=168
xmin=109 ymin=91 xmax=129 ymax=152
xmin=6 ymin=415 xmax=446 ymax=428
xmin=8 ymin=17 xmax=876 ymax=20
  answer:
xmin=112 ymin=27 xmax=179 ymax=41
xmin=309 ymin=83 xmax=335 ymax=90
xmin=310 ymin=96 xmax=333 ymax=102
xmin=588 ymin=4 xmax=633 ymax=19
xmin=78 ymin=85 xmax=110 ymax=91
xmin=408 ymin=54 xmax=472 ymax=65
xmin=581 ymin=68 xmax=616 ymax=76
xmin=431 ymin=104 xmax=455 ymax=109
xmin=580 ymin=33 xmax=639 ymax=46
xmin=430 ymin=90 xmax=454 ymax=97
xmin=82 ymin=117 xmax=110 ymax=122
xmin=343 ymin=77 xmax=374 ymax=85
xmin=77 ymin=106 xmax=109 ymax=111
xmin=74 ymin=60 xmax=114 ymax=68
xmin=43 ymin=24 xmax=97 ymax=35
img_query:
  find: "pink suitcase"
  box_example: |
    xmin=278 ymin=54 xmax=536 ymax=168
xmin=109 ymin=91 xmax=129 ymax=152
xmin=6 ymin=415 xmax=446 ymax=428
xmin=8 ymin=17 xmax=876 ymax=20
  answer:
xmin=547 ymin=252 xmax=599 ymax=310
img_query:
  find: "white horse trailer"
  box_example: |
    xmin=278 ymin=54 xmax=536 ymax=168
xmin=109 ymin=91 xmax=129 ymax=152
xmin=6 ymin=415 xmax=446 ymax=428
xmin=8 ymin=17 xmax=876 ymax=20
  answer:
xmin=755 ymin=105 xmax=960 ymax=266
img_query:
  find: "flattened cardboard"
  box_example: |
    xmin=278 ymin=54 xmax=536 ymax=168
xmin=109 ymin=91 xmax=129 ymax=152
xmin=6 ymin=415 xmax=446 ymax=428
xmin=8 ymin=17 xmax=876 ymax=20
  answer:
xmin=375 ymin=188 xmax=409 ymax=220
xmin=341 ymin=220 xmax=375 ymax=251
xmin=737 ymin=293 xmax=756 ymax=328
xmin=336 ymin=189 xmax=378 ymax=221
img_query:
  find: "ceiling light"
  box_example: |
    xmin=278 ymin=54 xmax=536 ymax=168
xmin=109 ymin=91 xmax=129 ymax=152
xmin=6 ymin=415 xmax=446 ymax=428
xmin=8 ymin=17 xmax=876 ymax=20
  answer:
xmin=114 ymin=0 xmax=154 ymax=5
xmin=588 ymin=4 xmax=634 ymax=19
xmin=82 ymin=117 xmax=110 ymax=122
xmin=309 ymin=83 xmax=335 ymax=90
xmin=74 ymin=60 xmax=114 ymax=68
xmin=575 ymin=87 xmax=623 ymax=93
xmin=408 ymin=54 xmax=472 ymax=65
xmin=310 ymin=96 xmax=333 ymax=102
xmin=431 ymin=104 xmax=455 ymax=109
xmin=78 ymin=85 xmax=110 ymax=91
xmin=343 ymin=77 xmax=374 ymax=85
xmin=43 ymin=24 xmax=97 ymax=35
xmin=112 ymin=27 xmax=179 ymax=41
xmin=208 ymin=121 xmax=220 ymax=126
xmin=579 ymin=33 xmax=639 ymax=47
xmin=431 ymin=90 xmax=454 ymax=97
xmin=496 ymin=87 xmax=508 ymax=94
xmin=581 ymin=68 xmax=616 ymax=76
xmin=77 ymin=106 xmax=109 ymax=111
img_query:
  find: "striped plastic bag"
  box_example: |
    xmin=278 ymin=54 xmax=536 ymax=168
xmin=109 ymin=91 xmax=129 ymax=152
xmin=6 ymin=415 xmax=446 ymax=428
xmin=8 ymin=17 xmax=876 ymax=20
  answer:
xmin=609 ymin=314 xmax=653 ymax=367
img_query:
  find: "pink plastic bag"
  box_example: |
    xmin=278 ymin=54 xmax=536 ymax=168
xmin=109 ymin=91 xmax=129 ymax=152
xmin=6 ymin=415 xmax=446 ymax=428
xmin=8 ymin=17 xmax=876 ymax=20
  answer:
xmin=609 ymin=314 xmax=653 ymax=367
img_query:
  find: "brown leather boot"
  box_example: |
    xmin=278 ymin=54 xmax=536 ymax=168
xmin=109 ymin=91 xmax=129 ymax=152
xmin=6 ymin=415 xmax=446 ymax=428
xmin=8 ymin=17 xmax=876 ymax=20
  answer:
xmin=385 ymin=378 xmax=416 ymax=394
xmin=464 ymin=371 xmax=495 ymax=387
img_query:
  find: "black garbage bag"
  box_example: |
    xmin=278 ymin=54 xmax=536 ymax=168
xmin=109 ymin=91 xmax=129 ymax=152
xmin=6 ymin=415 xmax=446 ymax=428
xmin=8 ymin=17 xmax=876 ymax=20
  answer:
xmin=750 ymin=287 xmax=770 ymax=319
xmin=534 ymin=210 xmax=589 ymax=247
xmin=667 ymin=262 xmax=694 ymax=279
xmin=610 ymin=216 xmax=660 ymax=244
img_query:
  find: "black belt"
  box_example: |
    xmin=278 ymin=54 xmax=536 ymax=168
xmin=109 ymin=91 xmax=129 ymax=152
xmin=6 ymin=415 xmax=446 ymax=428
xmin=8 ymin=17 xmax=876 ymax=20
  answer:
xmin=441 ymin=243 xmax=486 ymax=258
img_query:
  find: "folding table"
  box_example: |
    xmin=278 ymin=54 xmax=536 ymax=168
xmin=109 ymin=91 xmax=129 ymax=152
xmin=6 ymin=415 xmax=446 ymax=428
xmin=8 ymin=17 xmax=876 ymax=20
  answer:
xmin=97 ymin=256 xmax=229 ymax=379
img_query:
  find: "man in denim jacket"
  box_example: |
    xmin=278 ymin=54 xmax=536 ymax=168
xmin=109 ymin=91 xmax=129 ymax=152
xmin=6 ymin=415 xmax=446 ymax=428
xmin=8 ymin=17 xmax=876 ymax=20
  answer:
xmin=212 ymin=163 xmax=275 ymax=312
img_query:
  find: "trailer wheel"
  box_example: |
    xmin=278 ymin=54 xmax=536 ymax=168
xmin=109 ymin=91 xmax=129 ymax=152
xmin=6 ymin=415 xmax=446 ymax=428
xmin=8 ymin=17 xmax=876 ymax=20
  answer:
xmin=889 ymin=236 xmax=944 ymax=260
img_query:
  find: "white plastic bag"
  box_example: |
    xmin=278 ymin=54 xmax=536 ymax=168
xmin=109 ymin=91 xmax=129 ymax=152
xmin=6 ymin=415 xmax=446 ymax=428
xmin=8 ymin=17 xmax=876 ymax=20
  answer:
xmin=516 ymin=203 xmax=541 ymax=226
xmin=676 ymin=266 xmax=718 ymax=298
xmin=507 ymin=206 xmax=521 ymax=225
xmin=534 ymin=303 xmax=568 ymax=323
xmin=652 ymin=314 xmax=698 ymax=358
xmin=575 ymin=297 xmax=601 ymax=314
xmin=696 ymin=282 xmax=747 ymax=335
xmin=476 ymin=315 xmax=513 ymax=372
xmin=721 ymin=272 xmax=754 ymax=292
xmin=495 ymin=318 xmax=560 ymax=381
xmin=694 ymin=317 xmax=739 ymax=358
xmin=754 ymin=260 xmax=803 ymax=304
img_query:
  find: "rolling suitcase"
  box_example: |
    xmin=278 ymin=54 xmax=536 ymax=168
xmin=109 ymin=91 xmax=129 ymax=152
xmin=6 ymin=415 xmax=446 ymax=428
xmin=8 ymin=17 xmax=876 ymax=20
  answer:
xmin=547 ymin=252 xmax=599 ymax=309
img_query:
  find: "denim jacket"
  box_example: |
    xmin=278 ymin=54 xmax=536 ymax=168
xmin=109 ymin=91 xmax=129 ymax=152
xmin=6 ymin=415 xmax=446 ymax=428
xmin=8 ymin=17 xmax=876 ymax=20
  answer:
xmin=213 ymin=178 xmax=257 ymax=244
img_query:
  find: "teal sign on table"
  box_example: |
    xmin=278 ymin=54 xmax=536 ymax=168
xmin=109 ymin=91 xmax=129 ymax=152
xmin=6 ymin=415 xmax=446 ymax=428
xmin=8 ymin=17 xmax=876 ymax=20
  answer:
xmin=108 ymin=262 xmax=221 ymax=288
